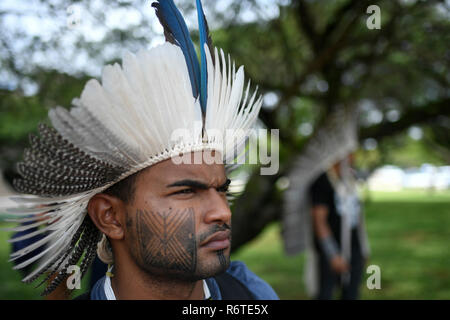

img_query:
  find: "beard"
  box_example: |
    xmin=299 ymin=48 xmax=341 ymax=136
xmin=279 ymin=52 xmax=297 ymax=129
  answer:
xmin=128 ymin=208 xmax=231 ymax=282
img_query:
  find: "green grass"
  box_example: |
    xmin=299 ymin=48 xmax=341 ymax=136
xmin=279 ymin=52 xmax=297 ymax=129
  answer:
xmin=231 ymin=189 xmax=450 ymax=299
xmin=0 ymin=226 xmax=92 ymax=299
xmin=0 ymin=189 xmax=449 ymax=299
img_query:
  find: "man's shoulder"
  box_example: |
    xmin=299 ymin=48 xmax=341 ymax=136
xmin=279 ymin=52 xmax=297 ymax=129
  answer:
xmin=225 ymin=261 xmax=279 ymax=300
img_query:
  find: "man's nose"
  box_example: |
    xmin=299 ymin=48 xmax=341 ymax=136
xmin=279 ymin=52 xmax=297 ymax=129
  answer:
xmin=202 ymin=188 xmax=232 ymax=224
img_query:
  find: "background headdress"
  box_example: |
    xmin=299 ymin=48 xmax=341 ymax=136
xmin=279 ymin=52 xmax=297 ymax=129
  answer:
xmin=281 ymin=108 xmax=359 ymax=297
xmin=0 ymin=0 xmax=262 ymax=295
xmin=282 ymin=108 xmax=359 ymax=255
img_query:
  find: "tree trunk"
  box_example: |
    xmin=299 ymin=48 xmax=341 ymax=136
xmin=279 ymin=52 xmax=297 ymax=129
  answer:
xmin=230 ymin=171 xmax=282 ymax=253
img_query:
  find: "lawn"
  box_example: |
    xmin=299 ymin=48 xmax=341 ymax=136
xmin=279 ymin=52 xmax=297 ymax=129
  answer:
xmin=0 ymin=189 xmax=449 ymax=299
xmin=231 ymin=189 xmax=450 ymax=300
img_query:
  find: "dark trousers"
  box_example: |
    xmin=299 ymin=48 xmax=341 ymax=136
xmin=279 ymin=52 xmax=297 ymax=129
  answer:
xmin=316 ymin=230 xmax=364 ymax=300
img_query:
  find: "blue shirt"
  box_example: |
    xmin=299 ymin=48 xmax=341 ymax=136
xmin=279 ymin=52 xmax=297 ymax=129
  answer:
xmin=90 ymin=261 xmax=279 ymax=300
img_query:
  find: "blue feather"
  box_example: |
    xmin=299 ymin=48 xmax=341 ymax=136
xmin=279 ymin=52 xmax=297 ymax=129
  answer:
xmin=152 ymin=0 xmax=201 ymax=101
xmin=196 ymin=0 xmax=208 ymax=112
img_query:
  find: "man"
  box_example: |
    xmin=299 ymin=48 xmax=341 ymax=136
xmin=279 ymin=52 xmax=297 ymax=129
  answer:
xmin=81 ymin=151 xmax=277 ymax=299
xmin=309 ymin=154 xmax=370 ymax=300
xmin=1 ymin=0 xmax=278 ymax=300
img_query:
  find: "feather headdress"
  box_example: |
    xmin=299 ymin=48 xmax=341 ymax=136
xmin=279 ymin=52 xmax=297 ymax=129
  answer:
xmin=0 ymin=0 xmax=262 ymax=295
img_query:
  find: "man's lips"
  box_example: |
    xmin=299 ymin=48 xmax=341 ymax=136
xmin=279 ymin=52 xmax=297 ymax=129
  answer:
xmin=200 ymin=230 xmax=231 ymax=250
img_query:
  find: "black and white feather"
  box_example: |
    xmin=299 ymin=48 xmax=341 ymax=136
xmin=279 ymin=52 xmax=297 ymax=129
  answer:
xmin=0 ymin=41 xmax=262 ymax=293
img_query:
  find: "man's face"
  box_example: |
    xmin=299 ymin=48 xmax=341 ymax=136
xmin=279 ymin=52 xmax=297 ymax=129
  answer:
xmin=124 ymin=151 xmax=232 ymax=281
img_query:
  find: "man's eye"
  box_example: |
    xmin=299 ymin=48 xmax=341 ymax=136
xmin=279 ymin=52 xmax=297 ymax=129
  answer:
xmin=173 ymin=188 xmax=194 ymax=195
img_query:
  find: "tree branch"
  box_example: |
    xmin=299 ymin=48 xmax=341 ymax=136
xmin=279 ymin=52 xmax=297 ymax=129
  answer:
xmin=359 ymin=98 xmax=450 ymax=140
xmin=293 ymin=0 xmax=320 ymax=52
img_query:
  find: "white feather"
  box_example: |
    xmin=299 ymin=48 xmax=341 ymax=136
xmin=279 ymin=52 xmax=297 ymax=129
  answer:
xmin=3 ymin=41 xmax=263 ymax=283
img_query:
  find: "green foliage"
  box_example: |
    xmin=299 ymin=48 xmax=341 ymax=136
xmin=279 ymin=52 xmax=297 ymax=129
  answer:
xmin=0 ymin=223 xmax=91 ymax=299
xmin=383 ymin=136 xmax=447 ymax=167
xmin=0 ymin=0 xmax=448 ymax=170
xmin=356 ymin=129 xmax=448 ymax=171
xmin=0 ymin=1 xmax=448 ymax=275
xmin=0 ymin=94 xmax=46 ymax=144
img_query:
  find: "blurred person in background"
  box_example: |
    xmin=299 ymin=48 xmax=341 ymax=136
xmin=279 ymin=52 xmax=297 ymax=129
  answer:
xmin=308 ymin=153 xmax=370 ymax=300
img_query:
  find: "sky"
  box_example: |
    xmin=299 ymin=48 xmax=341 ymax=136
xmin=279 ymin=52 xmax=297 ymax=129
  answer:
xmin=0 ymin=0 xmax=287 ymax=93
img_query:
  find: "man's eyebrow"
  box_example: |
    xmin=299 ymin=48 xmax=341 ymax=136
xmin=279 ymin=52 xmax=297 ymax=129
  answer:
xmin=218 ymin=178 xmax=231 ymax=189
xmin=166 ymin=179 xmax=209 ymax=189
xmin=166 ymin=178 xmax=230 ymax=190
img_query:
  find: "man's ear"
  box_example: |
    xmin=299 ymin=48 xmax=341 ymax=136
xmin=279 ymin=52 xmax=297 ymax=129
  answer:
xmin=87 ymin=194 xmax=126 ymax=240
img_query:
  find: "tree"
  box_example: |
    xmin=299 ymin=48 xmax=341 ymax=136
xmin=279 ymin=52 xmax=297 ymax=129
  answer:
xmin=1 ymin=0 xmax=449 ymax=252
xmin=211 ymin=0 xmax=450 ymax=250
